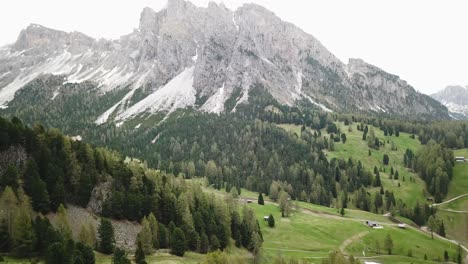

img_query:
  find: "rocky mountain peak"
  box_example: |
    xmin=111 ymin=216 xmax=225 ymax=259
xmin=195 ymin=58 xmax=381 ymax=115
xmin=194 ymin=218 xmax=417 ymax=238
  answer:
xmin=0 ymin=0 xmax=450 ymax=120
xmin=167 ymin=0 xmax=195 ymax=18
xmin=14 ymin=24 xmax=69 ymax=51
xmin=444 ymin=85 xmax=468 ymax=94
xmin=139 ymin=7 xmax=159 ymax=33
xmin=431 ymin=85 xmax=468 ymax=119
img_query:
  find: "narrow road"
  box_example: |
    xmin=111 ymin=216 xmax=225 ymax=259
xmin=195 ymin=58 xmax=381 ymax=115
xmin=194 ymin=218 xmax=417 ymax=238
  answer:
xmin=431 ymin=193 xmax=468 ymax=207
xmin=438 ymin=208 xmax=468 ymax=213
xmin=339 ymin=231 xmax=369 ymax=253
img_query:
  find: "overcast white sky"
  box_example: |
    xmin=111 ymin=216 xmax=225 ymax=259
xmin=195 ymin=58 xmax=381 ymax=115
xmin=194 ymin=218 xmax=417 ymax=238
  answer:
xmin=1 ymin=0 xmax=467 ymax=94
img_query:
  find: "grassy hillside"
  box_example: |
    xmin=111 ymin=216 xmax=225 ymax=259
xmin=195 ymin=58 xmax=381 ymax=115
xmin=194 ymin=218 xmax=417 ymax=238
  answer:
xmin=446 ymin=149 xmax=468 ymax=199
xmin=346 ymin=226 xmax=459 ymax=262
xmin=200 ymin=182 xmax=460 ymax=263
xmin=436 ymin=148 xmax=468 ymax=247
xmin=279 ymin=122 xmax=427 ymax=207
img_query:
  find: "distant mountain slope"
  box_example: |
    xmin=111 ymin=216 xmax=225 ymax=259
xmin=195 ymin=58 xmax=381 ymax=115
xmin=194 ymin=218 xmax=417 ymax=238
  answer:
xmin=431 ymin=85 xmax=468 ymax=119
xmin=0 ymin=0 xmax=449 ymax=122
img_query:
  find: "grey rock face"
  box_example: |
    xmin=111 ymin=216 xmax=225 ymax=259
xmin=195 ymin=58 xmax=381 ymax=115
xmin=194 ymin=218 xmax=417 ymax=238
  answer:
xmin=347 ymin=58 xmax=447 ymax=117
xmin=431 ymin=85 xmax=468 ymax=118
xmin=0 ymin=0 xmax=449 ymax=121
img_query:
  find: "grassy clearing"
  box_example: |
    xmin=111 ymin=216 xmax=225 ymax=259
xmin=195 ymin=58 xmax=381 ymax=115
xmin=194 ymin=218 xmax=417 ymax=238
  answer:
xmin=360 ymin=255 xmax=450 ymax=264
xmin=440 ymin=196 xmax=468 ymax=211
xmin=295 ymin=200 xmax=393 ymax=224
xmin=446 ymin=162 xmax=468 ymax=199
xmin=278 ymin=122 xmax=427 ymax=207
xmin=454 ymin=149 xmax=468 ymax=158
xmin=248 ymin=202 xmax=369 ymax=259
xmin=436 ymin=149 xmax=468 ymax=247
xmin=437 ymin=209 xmax=468 ymax=246
xmin=327 ymin=122 xmax=426 ymax=207
xmin=201 ymin=183 xmax=459 ymax=263
xmin=345 ymin=226 xmax=459 ymax=262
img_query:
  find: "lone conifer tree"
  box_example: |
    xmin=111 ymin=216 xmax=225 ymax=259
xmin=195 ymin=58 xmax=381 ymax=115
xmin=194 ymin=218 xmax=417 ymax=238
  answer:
xmin=268 ymin=214 xmax=275 ymax=227
xmin=258 ymin=193 xmax=264 ymax=205
xmin=98 ymin=218 xmax=115 ymax=254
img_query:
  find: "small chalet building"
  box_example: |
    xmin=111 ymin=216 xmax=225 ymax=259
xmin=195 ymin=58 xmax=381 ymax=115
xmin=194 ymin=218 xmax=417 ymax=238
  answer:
xmin=365 ymin=221 xmax=379 ymax=228
xmin=455 ymin=156 xmax=465 ymax=162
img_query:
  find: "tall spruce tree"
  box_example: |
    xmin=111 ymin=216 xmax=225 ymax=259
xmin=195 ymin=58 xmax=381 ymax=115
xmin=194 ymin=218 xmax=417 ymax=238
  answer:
xmin=147 ymin=213 xmax=159 ymax=249
xmin=139 ymin=217 xmax=153 ymax=254
xmin=56 ymin=204 xmax=72 ymax=241
xmin=98 ymin=218 xmax=115 ymax=254
xmin=171 ymin=227 xmax=186 ymax=257
xmin=11 ymin=198 xmax=35 ymax=257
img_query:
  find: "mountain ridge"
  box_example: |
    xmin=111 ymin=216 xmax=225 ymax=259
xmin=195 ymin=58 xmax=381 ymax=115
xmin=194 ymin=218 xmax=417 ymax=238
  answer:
xmin=431 ymin=85 xmax=468 ymax=119
xmin=0 ymin=0 xmax=449 ymax=121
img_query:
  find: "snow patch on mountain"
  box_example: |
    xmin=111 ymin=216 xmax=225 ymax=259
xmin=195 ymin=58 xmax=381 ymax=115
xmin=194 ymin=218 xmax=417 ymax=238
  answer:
xmin=51 ymin=90 xmax=60 ymax=100
xmin=201 ymin=82 xmax=226 ymax=114
xmin=0 ymin=71 xmax=10 ymax=79
xmin=95 ymin=103 xmax=120 ymax=125
xmin=302 ymin=93 xmax=332 ymax=112
xmin=232 ymin=14 xmax=239 ymax=31
xmin=116 ymin=66 xmax=196 ymax=122
xmin=95 ymin=66 xmax=155 ymax=125
xmin=0 ymin=73 xmax=40 ymax=108
xmin=192 ymin=40 xmax=199 ymax=62
xmin=443 ymin=101 xmax=468 ymax=115
xmin=97 ymin=66 xmax=134 ymax=92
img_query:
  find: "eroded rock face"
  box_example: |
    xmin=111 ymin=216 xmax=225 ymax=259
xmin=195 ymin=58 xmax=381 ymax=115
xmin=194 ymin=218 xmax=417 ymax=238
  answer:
xmin=0 ymin=0 xmax=449 ymax=121
xmin=0 ymin=146 xmax=27 ymax=174
xmin=347 ymin=58 xmax=447 ymax=117
xmin=87 ymin=180 xmax=112 ymax=214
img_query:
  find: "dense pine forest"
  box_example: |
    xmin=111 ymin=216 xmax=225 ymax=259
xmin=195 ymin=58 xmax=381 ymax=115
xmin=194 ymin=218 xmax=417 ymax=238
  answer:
xmin=1 ymin=86 xmax=465 ymax=225
xmin=0 ymin=116 xmax=263 ymax=263
xmin=0 ymin=86 xmax=466 ymax=263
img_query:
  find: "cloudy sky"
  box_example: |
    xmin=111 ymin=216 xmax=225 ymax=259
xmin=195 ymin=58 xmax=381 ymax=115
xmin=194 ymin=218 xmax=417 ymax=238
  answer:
xmin=1 ymin=0 xmax=467 ymax=94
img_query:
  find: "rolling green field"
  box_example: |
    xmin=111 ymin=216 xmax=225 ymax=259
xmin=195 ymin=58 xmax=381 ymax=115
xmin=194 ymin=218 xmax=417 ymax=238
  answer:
xmin=440 ymin=196 xmax=468 ymax=211
xmin=436 ymin=209 xmax=468 ymax=247
xmin=199 ymin=183 xmax=461 ymax=263
xmin=345 ymin=226 xmax=459 ymax=262
xmin=436 ymin=148 xmax=468 ymax=247
xmin=248 ymin=202 xmax=369 ymax=259
xmin=279 ymin=122 xmax=427 ymax=207
xmin=454 ymin=149 xmax=468 ymax=158
xmin=447 ymin=149 xmax=468 ymax=199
